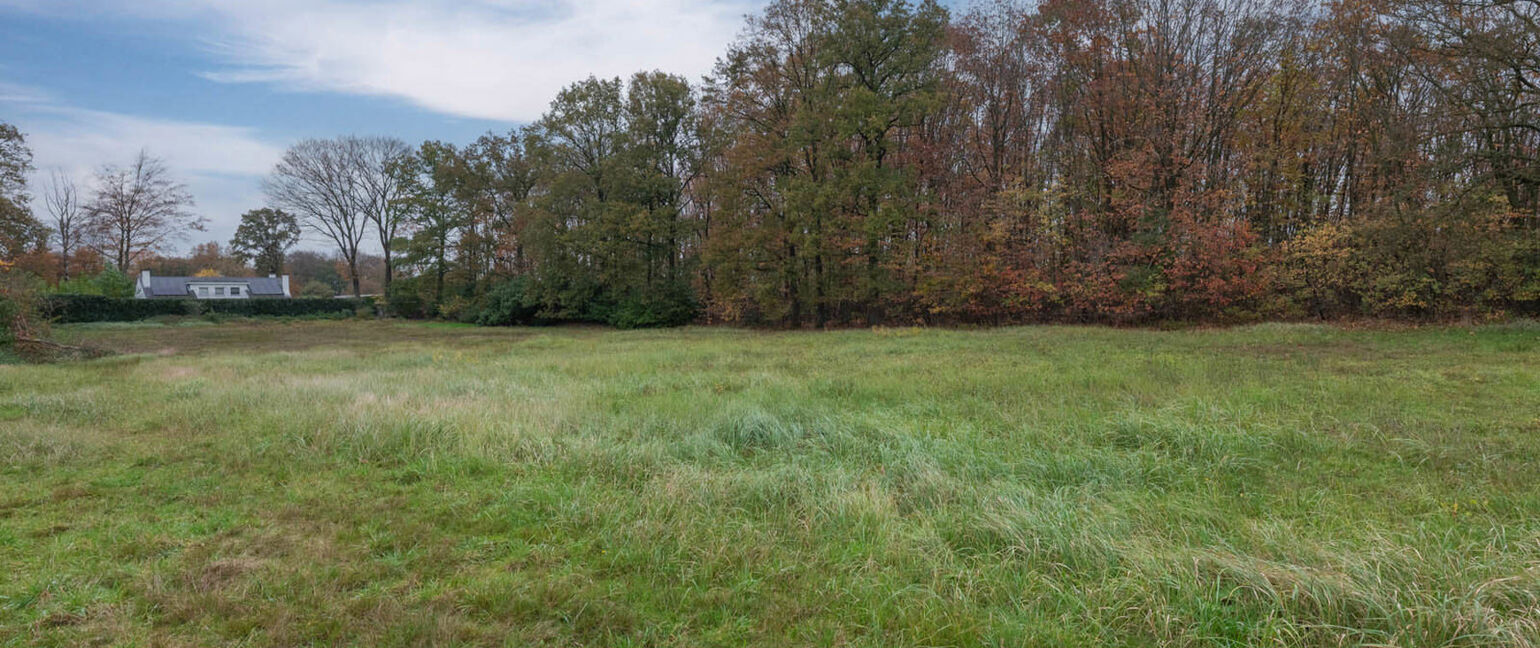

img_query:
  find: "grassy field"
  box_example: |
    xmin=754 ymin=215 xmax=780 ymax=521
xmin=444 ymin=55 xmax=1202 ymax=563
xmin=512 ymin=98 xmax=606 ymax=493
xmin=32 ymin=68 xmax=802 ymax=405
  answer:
xmin=2 ymin=320 xmax=1538 ymax=647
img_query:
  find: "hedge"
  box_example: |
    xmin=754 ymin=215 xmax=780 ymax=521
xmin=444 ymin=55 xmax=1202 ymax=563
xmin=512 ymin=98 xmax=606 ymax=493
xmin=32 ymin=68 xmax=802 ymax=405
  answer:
xmin=197 ymin=298 xmax=374 ymax=318
xmin=41 ymin=295 xmax=374 ymax=323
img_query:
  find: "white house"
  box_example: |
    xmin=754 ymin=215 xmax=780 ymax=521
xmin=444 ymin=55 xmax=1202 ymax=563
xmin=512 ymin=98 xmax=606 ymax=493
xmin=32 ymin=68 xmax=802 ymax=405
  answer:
xmin=134 ymin=271 xmax=292 ymax=299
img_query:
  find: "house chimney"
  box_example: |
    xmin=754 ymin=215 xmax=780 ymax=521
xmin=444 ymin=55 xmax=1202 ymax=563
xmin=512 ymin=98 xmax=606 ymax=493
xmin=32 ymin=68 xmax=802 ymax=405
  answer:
xmin=281 ymin=275 xmax=291 ymax=298
xmin=140 ymin=270 xmax=151 ymax=286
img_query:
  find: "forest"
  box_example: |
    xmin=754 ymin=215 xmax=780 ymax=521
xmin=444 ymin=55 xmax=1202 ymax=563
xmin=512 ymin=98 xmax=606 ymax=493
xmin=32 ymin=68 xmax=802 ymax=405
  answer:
xmin=3 ymin=0 xmax=1538 ymax=327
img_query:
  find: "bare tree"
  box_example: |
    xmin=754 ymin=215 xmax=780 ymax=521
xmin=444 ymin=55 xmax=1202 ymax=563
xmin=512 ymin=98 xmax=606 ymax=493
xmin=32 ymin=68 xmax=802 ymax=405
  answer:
xmin=353 ymin=136 xmax=413 ymax=293
xmin=84 ymin=150 xmax=202 ymax=271
xmin=265 ymin=138 xmax=370 ymax=297
xmin=43 ymin=170 xmax=84 ymax=280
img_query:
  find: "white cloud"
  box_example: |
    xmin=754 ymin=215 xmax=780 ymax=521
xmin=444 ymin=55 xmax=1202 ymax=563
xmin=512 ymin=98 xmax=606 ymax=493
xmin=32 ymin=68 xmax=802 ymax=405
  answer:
xmin=13 ymin=0 xmax=756 ymax=123
xmin=2 ymin=82 xmax=284 ymax=247
xmin=207 ymin=0 xmax=751 ymax=122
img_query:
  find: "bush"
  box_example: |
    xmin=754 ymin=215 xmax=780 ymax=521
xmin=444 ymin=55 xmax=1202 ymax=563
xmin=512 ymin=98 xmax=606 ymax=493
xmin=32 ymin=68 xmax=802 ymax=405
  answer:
xmin=41 ymin=295 xmax=373 ymax=323
xmin=474 ymin=276 xmax=697 ymax=329
xmin=437 ymin=294 xmax=479 ymax=323
xmin=0 ymin=293 xmax=18 ymax=344
xmin=386 ymin=280 xmax=428 ymax=319
xmin=49 ymin=268 xmax=135 ymax=298
xmin=475 ymin=277 xmax=542 ymax=326
xmin=605 ymin=281 xmax=699 ymax=329
xmin=299 ymin=280 xmax=336 ymax=299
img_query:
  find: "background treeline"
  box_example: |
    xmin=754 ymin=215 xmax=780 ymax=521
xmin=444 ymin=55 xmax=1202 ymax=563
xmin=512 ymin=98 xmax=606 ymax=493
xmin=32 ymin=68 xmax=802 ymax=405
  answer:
xmin=380 ymin=0 xmax=1540 ymax=326
xmin=6 ymin=0 xmax=1538 ymax=327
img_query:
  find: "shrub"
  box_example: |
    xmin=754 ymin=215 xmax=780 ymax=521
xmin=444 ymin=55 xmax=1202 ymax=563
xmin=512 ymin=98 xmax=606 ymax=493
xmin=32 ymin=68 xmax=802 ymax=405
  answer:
xmin=605 ymin=281 xmax=698 ymax=329
xmin=475 ymin=277 xmax=541 ymax=326
xmin=386 ymin=280 xmax=427 ymax=319
xmin=437 ymin=294 xmax=478 ymax=323
xmin=474 ymin=276 xmax=697 ymax=328
xmin=0 ymin=292 xmax=18 ymax=344
xmin=300 ymin=280 xmax=336 ymax=299
xmin=49 ymin=268 xmax=135 ymax=298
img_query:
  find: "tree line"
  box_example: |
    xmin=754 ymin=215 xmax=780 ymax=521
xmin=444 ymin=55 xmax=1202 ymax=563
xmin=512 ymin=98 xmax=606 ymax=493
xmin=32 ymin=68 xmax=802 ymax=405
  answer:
xmin=5 ymin=0 xmax=1537 ymax=326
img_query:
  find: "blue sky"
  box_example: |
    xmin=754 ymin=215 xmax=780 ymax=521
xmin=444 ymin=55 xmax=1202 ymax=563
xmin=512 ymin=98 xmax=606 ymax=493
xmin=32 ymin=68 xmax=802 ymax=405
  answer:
xmin=0 ymin=0 xmax=963 ymax=252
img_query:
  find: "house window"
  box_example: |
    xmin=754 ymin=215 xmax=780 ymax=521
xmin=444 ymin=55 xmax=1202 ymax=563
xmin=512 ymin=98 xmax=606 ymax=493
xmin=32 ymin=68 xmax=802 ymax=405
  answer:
xmin=215 ymin=287 xmax=225 ymax=296
xmin=230 ymin=287 xmax=241 ymax=297
xmin=198 ymin=287 xmax=209 ymax=297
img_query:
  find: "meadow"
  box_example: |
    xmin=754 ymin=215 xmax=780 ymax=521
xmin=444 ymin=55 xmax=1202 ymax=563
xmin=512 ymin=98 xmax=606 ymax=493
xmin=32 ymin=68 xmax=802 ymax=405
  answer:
xmin=2 ymin=319 xmax=1538 ymax=647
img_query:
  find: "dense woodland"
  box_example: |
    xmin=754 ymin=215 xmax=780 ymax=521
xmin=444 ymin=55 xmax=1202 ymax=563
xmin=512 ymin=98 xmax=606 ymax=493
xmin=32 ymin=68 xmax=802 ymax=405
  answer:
xmin=4 ymin=0 xmax=1538 ymax=327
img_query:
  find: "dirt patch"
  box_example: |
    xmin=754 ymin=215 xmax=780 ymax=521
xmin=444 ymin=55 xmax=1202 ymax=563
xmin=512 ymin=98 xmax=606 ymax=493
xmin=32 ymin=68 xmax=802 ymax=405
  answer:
xmin=161 ymin=366 xmax=201 ymax=380
xmin=195 ymin=558 xmax=264 ymax=593
xmin=35 ymin=610 xmax=85 ymax=629
xmin=50 ymin=485 xmax=94 ymax=502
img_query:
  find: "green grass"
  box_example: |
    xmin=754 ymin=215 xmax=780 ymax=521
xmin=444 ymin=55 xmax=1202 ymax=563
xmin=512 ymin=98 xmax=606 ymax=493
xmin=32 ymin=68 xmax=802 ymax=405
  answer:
xmin=2 ymin=320 xmax=1538 ymax=646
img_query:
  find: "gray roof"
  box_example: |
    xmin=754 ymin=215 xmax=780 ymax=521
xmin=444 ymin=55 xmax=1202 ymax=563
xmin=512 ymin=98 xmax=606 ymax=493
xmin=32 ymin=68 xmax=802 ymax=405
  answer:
xmin=145 ymin=276 xmax=285 ymax=297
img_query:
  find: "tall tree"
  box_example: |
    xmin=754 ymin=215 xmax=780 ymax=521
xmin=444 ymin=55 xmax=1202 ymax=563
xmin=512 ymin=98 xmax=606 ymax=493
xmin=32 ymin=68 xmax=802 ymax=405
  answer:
xmin=187 ymin=241 xmax=248 ymax=276
xmin=0 ymin=123 xmax=29 ymax=203
xmin=396 ymin=140 xmax=468 ymax=309
xmin=353 ymin=136 xmax=413 ymax=292
xmin=83 ymin=150 xmax=202 ymax=271
xmin=229 ymin=208 xmax=302 ymax=275
xmin=463 ymin=130 xmax=540 ymax=278
xmin=1394 ymin=0 xmax=1540 ymax=217
xmin=265 ymin=138 xmax=371 ymax=297
xmin=0 ymin=122 xmax=47 ymax=260
xmin=42 ymin=171 xmax=84 ymax=280
xmin=702 ymin=0 xmax=947 ymax=326
xmin=623 ymin=71 xmax=704 ymax=288
xmin=702 ymin=0 xmax=839 ymax=326
xmin=285 ymin=250 xmax=346 ymax=293
xmin=525 ymin=76 xmax=629 ymax=314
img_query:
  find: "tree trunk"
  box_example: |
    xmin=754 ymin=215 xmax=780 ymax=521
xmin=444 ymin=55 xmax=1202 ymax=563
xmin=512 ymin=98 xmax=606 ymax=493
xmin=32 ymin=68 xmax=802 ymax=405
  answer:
xmin=435 ymin=264 xmax=446 ymax=309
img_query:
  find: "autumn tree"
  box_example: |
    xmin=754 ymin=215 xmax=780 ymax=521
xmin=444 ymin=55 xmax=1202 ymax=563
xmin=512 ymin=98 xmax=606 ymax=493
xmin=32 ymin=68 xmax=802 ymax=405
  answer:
xmin=188 ymin=241 xmax=247 ymax=276
xmin=462 ymin=130 xmax=540 ymax=279
xmin=84 ymin=150 xmax=202 ymax=271
xmin=455 ymin=131 xmax=542 ymax=283
xmin=702 ymin=0 xmax=947 ymax=326
xmin=285 ymin=250 xmax=346 ymax=294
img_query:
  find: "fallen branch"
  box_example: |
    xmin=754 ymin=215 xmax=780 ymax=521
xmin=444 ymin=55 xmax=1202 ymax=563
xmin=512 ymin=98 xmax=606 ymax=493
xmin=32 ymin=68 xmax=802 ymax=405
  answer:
xmin=10 ymin=336 xmax=112 ymax=361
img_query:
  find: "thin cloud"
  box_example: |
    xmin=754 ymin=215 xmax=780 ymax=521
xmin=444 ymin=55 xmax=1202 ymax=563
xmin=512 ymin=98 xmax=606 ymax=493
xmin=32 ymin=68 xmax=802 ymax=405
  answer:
xmin=1 ymin=81 xmax=283 ymax=245
xmin=0 ymin=79 xmax=54 ymax=105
